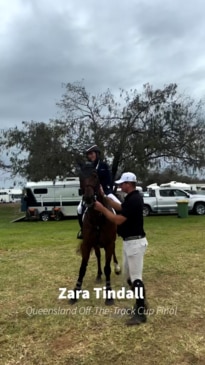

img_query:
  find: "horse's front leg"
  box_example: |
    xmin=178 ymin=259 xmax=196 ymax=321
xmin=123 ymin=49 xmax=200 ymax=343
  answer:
xmin=104 ymin=247 xmax=114 ymax=306
xmin=113 ymin=246 xmax=121 ymax=275
xmin=95 ymin=246 xmax=103 ymax=282
xmin=69 ymin=248 xmax=91 ymax=305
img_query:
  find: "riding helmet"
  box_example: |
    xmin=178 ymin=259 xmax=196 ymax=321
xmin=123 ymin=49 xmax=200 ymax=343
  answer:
xmin=85 ymin=144 xmax=101 ymax=155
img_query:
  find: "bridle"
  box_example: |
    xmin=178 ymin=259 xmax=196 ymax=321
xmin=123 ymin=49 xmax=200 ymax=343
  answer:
xmin=83 ymin=183 xmax=99 ymax=208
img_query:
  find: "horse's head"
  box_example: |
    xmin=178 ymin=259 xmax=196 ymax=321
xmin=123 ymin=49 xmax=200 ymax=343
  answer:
xmin=79 ymin=163 xmax=100 ymax=208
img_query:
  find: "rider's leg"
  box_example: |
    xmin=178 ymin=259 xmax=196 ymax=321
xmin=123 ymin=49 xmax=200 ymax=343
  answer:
xmin=77 ymin=201 xmax=83 ymax=239
xmin=107 ymin=193 xmax=121 ymax=204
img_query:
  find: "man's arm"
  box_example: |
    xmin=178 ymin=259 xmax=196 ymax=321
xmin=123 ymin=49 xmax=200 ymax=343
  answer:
xmin=99 ymin=185 xmax=122 ymax=211
xmin=94 ymin=201 xmax=126 ymax=225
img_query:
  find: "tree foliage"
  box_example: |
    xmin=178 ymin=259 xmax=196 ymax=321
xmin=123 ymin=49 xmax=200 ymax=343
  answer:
xmin=1 ymin=81 xmax=205 ymax=182
xmin=2 ymin=121 xmax=78 ymax=181
xmin=57 ymin=81 xmax=205 ymax=181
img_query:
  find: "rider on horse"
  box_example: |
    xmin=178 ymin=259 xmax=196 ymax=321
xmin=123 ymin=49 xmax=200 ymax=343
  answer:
xmin=77 ymin=144 xmax=121 ymax=239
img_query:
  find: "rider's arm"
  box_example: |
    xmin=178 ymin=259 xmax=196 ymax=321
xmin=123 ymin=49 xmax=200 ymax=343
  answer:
xmin=98 ymin=162 xmax=113 ymax=195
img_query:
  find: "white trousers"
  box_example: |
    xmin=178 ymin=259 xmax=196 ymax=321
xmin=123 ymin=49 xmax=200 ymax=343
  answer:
xmin=77 ymin=200 xmax=84 ymax=214
xmin=123 ymin=237 xmax=148 ymax=282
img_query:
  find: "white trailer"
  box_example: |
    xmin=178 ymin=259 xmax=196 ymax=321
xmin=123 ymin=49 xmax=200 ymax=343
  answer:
xmin=160 ymin=181 xmax=191 ymax=190
xmin=22 ymin=178 xmax=81 ymax=221
xmin=0 ymin=188 xmax=22 ymax=203
xmin=159 ymin=181 xmax=205 ymax=194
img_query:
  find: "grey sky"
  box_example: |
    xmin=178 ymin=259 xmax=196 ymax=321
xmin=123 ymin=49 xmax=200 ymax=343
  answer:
xmin=1 ymin=0 xmax=205 ymax=131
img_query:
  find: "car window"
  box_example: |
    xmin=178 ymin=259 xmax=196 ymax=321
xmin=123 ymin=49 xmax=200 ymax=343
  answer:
xmin=159 ymin=189 xmax=172 ymax=197
xmin=173 ymin=189 xmax=188 ymax=197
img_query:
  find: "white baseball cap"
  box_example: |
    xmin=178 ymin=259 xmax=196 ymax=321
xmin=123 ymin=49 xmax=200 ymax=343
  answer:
xmin=115 ymin=172 xmax=137 ymax=184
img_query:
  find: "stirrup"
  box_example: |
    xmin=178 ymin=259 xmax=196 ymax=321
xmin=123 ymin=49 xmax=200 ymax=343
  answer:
xmin=77 ymin=230 xmax=83 ymax=239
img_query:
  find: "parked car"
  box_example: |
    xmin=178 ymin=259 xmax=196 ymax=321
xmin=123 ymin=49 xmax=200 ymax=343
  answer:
xmin=143 ymin=187 xmax=205 ymax=216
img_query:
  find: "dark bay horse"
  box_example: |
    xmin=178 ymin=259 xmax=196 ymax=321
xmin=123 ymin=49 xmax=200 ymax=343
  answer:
xmin=70 ymin=164 xmax=118 ymax=305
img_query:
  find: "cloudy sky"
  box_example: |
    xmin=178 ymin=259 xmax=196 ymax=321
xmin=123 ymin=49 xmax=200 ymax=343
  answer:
xmin=1 ymin=0 xmax=205 ymax=187
xmin=1 ymin=0 xmax=205 ymax=132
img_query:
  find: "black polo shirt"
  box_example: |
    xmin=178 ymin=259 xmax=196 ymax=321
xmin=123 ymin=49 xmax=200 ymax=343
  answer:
xmin=117 ymin=190 xmax=145 ymax=239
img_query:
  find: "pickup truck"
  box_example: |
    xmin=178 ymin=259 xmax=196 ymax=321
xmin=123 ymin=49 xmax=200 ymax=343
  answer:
xmin=143 ymin=187 xmax=205 ymax=216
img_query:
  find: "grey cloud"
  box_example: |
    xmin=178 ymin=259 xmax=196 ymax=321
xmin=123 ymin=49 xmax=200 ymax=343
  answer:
xmin=0 ymin=0 xmax=205 ymax=131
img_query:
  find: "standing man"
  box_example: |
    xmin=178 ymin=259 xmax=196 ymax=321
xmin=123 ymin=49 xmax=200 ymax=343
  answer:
xmin=94 ymin=172 xmax=148 ymax=326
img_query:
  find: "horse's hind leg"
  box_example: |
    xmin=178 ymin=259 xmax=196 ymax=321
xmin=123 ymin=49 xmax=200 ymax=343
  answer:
xmin=95 ymin=246 xmax=103 ymax=282
xmin=113 ymin=245 xmax=121 ymax=275
xmin=104 ymin=246 xmax=114 ymax=306
xmin=69 ymin=246 xmax=91 ymax=305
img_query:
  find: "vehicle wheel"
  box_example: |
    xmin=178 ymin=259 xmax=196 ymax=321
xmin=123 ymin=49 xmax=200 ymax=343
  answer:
xmin=34 ymin=209 xmax=40 ymax=220
xmin=194 ymin=203 xmax=205 ymax=215
xmin=26 ymin=209 xmax=31 ymax=218
xmin=54 ymin=211 xmax=63 ymax=221
xmin=40 ymin=212 xmax=50 ymax=221
xmin=143 ymin=205 xmax=150 ymax=217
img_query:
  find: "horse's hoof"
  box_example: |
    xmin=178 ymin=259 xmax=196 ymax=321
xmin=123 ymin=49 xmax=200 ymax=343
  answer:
xmin=114 ymin=265 xmax=121 ymax=275
xmin=95 ymin=276 xmax=102 ymax=283
xmin=69 ymin=298 xmax=78 ymax=305
xmin=105 ymin=298 xmax=114 ymax=306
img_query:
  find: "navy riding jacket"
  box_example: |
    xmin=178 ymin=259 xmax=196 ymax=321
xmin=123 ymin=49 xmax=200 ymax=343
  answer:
xmin=94 ymin=160 xmax=113 ymax=195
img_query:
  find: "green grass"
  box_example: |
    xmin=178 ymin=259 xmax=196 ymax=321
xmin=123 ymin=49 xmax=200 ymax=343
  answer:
xmin=0 ymin=204 xmax=205 ymax=365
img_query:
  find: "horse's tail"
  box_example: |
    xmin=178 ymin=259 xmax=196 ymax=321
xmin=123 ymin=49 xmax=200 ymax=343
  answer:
xmin=76 ymin=241 xmax=95 ymax=257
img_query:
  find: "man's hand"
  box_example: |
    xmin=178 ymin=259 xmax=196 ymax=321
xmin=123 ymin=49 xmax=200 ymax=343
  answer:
xmin=94 ymin=200 xmax=127 ymax=225
xmin=99 ymin=185 xmax=105 ymax=197
xmin=94 ymin=200 xmax=105 ymax=213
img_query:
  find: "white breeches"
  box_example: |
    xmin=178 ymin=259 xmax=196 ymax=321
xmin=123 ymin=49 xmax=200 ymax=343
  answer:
xmin=107 ymin=193 xmax=121 ymax=204
xmin=123 ymin=237 xmax=148 ymax=282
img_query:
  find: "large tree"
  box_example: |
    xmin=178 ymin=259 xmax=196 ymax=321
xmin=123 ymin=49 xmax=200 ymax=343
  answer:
xmin=2 ymin=81 xmax=205 ymax=182
xmin=57 ymin=81 xmax=205 ymax=181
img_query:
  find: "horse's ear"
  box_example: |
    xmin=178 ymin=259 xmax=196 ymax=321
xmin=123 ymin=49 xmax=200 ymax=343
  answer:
xmin=76 ymin=160 xmax=86 ymax=176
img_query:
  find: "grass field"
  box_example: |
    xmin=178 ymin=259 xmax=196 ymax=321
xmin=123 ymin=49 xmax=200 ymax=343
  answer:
xmin=0 ymin=204 xmax=205 ymax=365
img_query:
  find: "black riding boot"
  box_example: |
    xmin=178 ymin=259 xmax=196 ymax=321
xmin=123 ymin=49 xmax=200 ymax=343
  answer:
xmin=126 ymin=279 xmax=147 ymax=326
xmin=77 ymin=213 xmax=83 ymax=239
xmin=127 ymin=277 xmax=132 ymax=289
